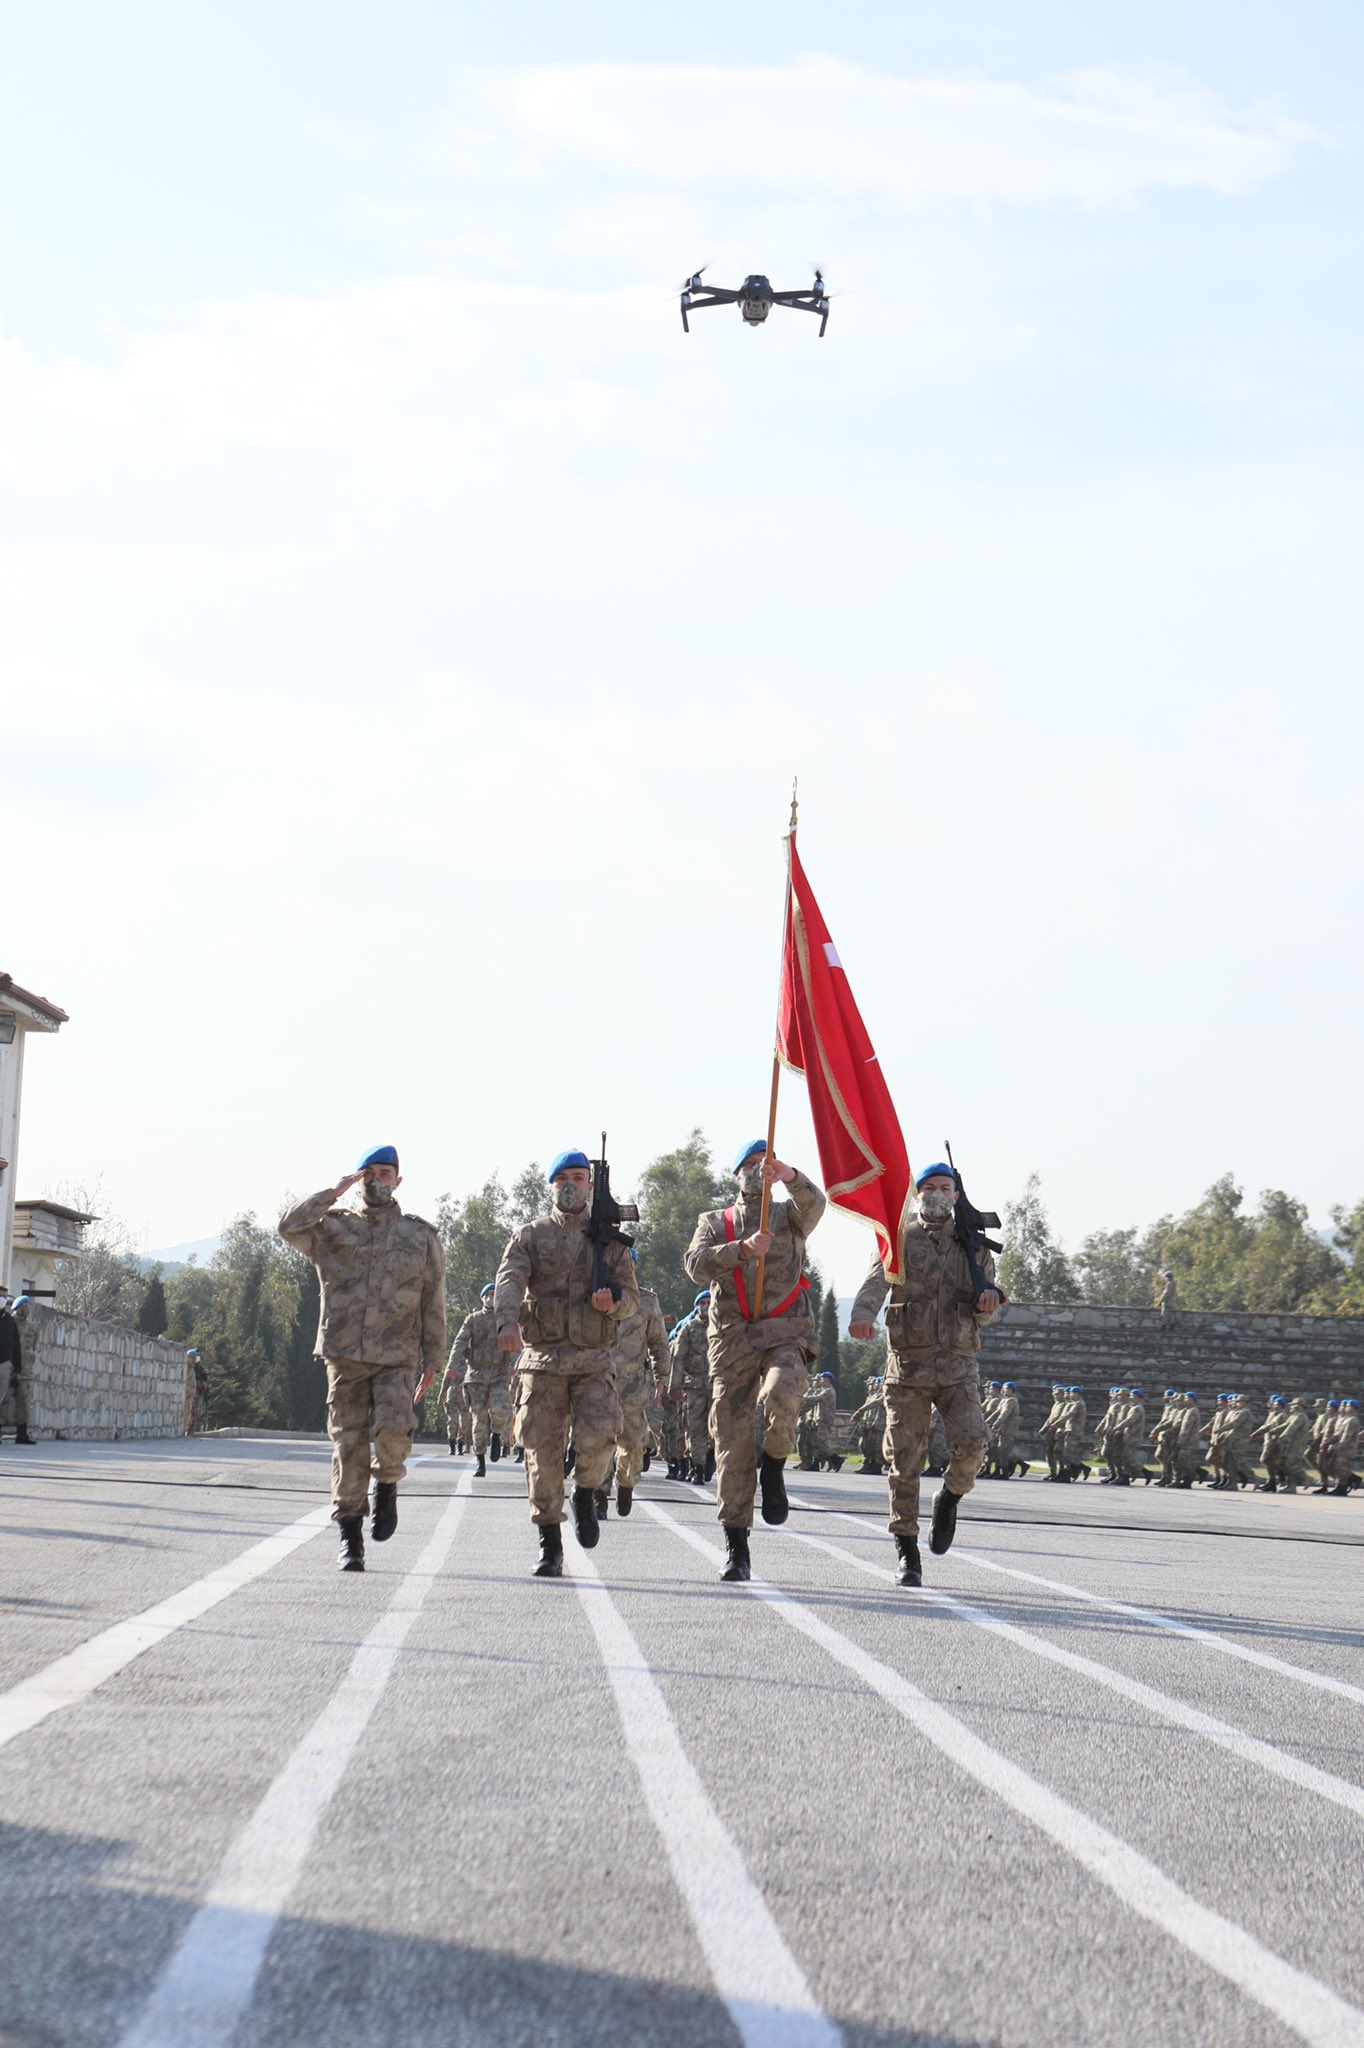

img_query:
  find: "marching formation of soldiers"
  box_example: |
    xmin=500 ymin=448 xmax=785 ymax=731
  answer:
xmin=276 ymin=1143 xmax=1360 ymax=1585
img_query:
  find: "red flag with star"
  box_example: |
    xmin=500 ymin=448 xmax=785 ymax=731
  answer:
xmin=775 ymin=835 xmax=915 ymax=1280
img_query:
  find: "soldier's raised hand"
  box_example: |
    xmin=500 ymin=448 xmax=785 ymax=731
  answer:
xmin=334 ymin=1170 xmax=364 ymax=1198
xmin=760 ymin=1156 xmax=795 ymax=1185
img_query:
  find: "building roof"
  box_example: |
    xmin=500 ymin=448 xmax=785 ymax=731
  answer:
xmin=0 ymin=974 xmax=69 ymax=1026
xmin=15 ymin=1200 xmax=96 ymax=1224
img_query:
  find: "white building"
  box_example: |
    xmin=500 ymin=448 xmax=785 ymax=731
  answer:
xmin=0 ymin=972 xmax=69 ymax=1292
xmin=10 ymin=1199 xmax=92 ymax=1300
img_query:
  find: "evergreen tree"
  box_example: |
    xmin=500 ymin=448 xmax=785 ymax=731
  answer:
xmin=817 ymin=1290 xmax=840 ymax=1382
xmin=136 ymin=1270 xmax=168 ymax=1337
xmin=1072 ymin=1228 xmax=1154 ymax=1306
xmin=633 ymin=1129 xmax=731 ymax=1324
xmin=999 ymin=1173 xmax=1080 ymax=1303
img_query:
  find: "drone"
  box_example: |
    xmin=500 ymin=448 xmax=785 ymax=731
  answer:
xmin=679 ymin=267 xmax=831 ymax=337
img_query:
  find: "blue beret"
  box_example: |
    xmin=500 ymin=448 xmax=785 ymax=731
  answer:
xmin=480 ymin=1283 xmax=495 ymax=1297
xmin=694 ymin=1291 xmax=709 ymax=1308
xmin=915 ymin=1161 xmax=954 ymax=1188
xmin=1344 ymin=1399 xmax=1359 ymax=1409
xmin=357 ymin=1144 xmax=399 ymax=1171
xmin=1185 ymin=1390 xmax=1197 ymax=1399
xmin=1164 ymin=1388 xmax=1176 ymax=1397
xmin=1270 ymin=1395 xmax=1285 ymax=1406
xmin=547 ymin=1150 xmax=590 ymax=1182
xmin=1069 ymin=1385 xmax=1082 ymax=1394
xmin=732 ymin=1139 xmax=767 ymax=1172
xmin=821 ymin=1371 xmax=834 ymax=1381
xmin=1327 ymin=1399 xmax=1338 ymax=1408
xmin=1004 ymin=1381 xmax=1017 ymax=1391
xmin=1130 ymin=1386 xmax=1143 ymax=1396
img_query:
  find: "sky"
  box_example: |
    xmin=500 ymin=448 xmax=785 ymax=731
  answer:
xmin=2 ymin=1 xmax=1361 ymax=1295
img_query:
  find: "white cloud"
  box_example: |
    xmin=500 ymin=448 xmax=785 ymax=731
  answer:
xmin=430 ymin=55 xmax=1311 ymax=209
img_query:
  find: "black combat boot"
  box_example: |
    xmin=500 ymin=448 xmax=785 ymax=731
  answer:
xmin=720 ymin=1526 xmax=752 ymax=1582
xmin=371 ymin=1481 xmax=398 ymax=1542
xmin=490 ymin=1434 xmax=502 ymax=1463
xmin=474 ymin=1452 xmax=487 ymax=1478
xmin=1257 ymin=1477 xmax=1278 ymax=1493
xmin=759 ymin=1451 xmax=789 ymax=1525
xmin=642 ymin=1448 xmax=652 ymax=1471
xmin=514 ymin=1446 xmax=525 ymax=1463
xmin=617 ymin=1485 xmax=633 ymax=1516
xmin=337 ymin=1517 xmax=365 ymax=1572
xmin=894 ymin=1533 xmax=922 ymax=1587
xmin=595 ymin=1488 xmax=610 ymax=1520
xmin=447 ymin=1440 xmax=457 ymax=1456
xmin=15 ymin=1429 xmax=35 ymax=1446
xmin=704 ymin=1447 xmax=716 ymax=1481
xmin=929 ymin=1485 xmax=961 ymax=1556
xmin=572 ymin=1486 xmax=600 ymax=1549
xmin=533 ymin=1524 xmax=564 ymax=1577
xmin=826 ymin=1453 xmax=844 ymax=1473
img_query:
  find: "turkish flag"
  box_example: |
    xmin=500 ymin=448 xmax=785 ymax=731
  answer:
xmin=776 ymin=836 xmax=915 ymax=1280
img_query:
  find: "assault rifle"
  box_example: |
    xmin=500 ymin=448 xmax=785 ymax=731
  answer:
xmin=944 ymin=1141 xmax=1008 ymax=1310
xmin=587 ymin=1131 xmax=639 ymax=1301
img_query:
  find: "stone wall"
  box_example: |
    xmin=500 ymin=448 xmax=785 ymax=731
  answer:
xmin=979 ymin=1303 xmax=1364 ymax=1431
xmin=5 ymin=1303 xmax=187 ymax=1440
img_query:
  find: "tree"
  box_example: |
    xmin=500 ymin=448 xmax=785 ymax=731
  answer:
xmin=136 ymin=1270 xmax=168 ymax=1337
xmin=838 ymin=1334 xmax=883 ymax=1409
xmin=437 ymin=1176 xmax=517 ymax=1320
xmin=633 ymin=1129 xmax=731 ymax=1324
xmin=1072 ymin=1228 xmax=1154 ymax=1307
xmin=817 ymin=1290 xmax=840 ymax=1385
xmin=46 ymin=1179 xmax=144 ymax=1328
xmin=1333 ymin=1199 xmax=1364 ymax=1316
xmin=998 ymin=1173 xmax=1080 ymax=1303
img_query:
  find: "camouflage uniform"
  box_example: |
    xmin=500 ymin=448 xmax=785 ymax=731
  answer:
xmin=1173 ymin=1397 xmax=1204 ymax=1484
xmin=1037 ymin=1389 xmax=1065 ymax=1479
xmin=845 ymin=1385 xmax=887 ymax=1472
xmin=0 ymin=1304 xmax=25 ymax=1439
xmin=1220 ymin=1397 xmax=1260 ymax=1487
xmin=278 ymin=1188 xmax=446 ymax=1522
xmin=1276 ymin=1402 xmax=1312 ymax=1493
xmin=1326 ymin=1406 xmax=1361 ymax=1491
xmin=1055 ymin=1392 xmax=1086 ymax=1476
xmin=668 ymin=1313 xmax=713 ymax=1472
xmin=450 ymin=1305 xmax=513 ymax=1453
xmin=184 ymin=1355 xmax=208 ymax=1436
xmin=851 ymin=1219 xmax=998 ymax=1538
xmin=1118 ymin=1392 xmax=1150 ymax=1481
xmin=494 ymin=1210 xmax=637 ymax=1527
xmin=613 ymin=1285 xmax=670 ymax=1493
xmin=800 ymin=1376 xmax=837 ymax=1466
xmin=988 ymin=1388 xmax=1020 ymax=1474
xmin=684 ymin=1169 xmax=825 ymax=1531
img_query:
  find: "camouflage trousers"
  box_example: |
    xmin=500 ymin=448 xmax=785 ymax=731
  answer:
xmin=325 ymin=1355 xmax=417 ymax=1522
xmin=444 ymin=1383 xmax=473 ymax=1446
xmin=683 ymin=1380 xmax=711 ymax=1464
xmin=710 ymin=1342 xmax=805 ymax=1530
xmin=6 ymin=1365 xmax=29 ymax=1433
xmin=884 ymin=1374 xmax=986 ymax=1536
xmin=615 ymin=1392 xmax=651 ymax=1492
xmin=516 ymin=1361 xmax=623 ymax=1525
xmin=661 ymin=1399 xmax=685 ymax=1465
xmin=466 ymin=1378 xmax=512 ymax=1454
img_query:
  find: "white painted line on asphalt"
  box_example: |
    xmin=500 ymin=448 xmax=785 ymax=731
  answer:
xmin=780 ymin=1522 xmax=1364 ymax=1824
xmin=117 ymin=1476 xmax=472 ymax=2048
xmin=0 ymin=1505 xmax=333 ymax=1754
xmin=645 ymin=1501 xmax=1364 ymax=2048
xmin=568 ymin=1547 xmax=841 ymax=2048
xmin=786 ymin=1489 xmax=1364 ymax=1711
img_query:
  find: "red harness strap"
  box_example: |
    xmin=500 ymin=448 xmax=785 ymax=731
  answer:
xmin=723 ymin=1207 xmax=812 ymax=1323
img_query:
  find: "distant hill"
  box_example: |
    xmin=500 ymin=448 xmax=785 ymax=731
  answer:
xmin=144 ymin=1235 xmax=222 ymax=1270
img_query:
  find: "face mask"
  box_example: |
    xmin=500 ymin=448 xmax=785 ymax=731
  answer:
xmin=553 ymin=1180 xmax=589 ymax=1214
xmin=918 ymin=1189 xmax=954 ymax=1223
xmin=362 ymin=1179 xmax=395 ymax=1208
xmin=738 ymin=1166 xmax=764 ymax=1197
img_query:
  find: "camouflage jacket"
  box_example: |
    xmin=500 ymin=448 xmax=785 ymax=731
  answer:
xmin=851 ymin=1220 xmax=998 ymax=1387
xmin=494 ymin=1211 xmax=638 ymax=1364
xmin=278 ymin=1190 xmax=446 ymax=1372
xmin=802 ymin=1381 xmax=836 ymax=1426
xmin=684 ymin=1169 xmax=825 ymax=1371
xmin=1330 ymin=1413 xmax=1360 ymax=1456
xmin=451 ymin=1306 xmax=510 ymax=1386
xmin=613 ymin=1286 xmax=670 ymax=1400
xmin=989 ymin=1392 xmax=1020 ymax=1436
xmin=667 ymin=1314 xmax=711 ymax=1393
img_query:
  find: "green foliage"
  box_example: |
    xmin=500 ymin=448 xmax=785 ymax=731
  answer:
xmin=817 ymin=1290 xmax=840 ymax=1380
xmin=436 ymin=1173 xmax=526 ymax=1320
xmin=136 ymin=1270 xmax=168 ymax=1337
xmin=1146 ymin=1176 xmax=1345 ymax=1312
xmin=838 ymin=1334 xmax=883 ymax=1410
xmin=1333 ymin=1200 xmax=1364 ymax=1315
xmin=1072 ymin=1227 xmax=1155 ymax=1307
xmin=633 ymin=1128 xmax=731 ymax=1324
xmin=999 ymin=1172 xmax=1080 ymax=1303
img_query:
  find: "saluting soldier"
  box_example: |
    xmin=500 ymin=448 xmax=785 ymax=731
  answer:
xmin=684 ymin=1140 xmax=825 ymax=1583
xmin=279 ymin=1144 xmax=446 ymax=1572
xmin=494 ymin=1149 xmax=637 ymax=1577
xmin=849 ymin=1160 xmax=1001 ymax=1588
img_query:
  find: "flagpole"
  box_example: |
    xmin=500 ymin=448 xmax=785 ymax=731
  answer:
xmin=753 ymin=779 xmax=799 ymax=1319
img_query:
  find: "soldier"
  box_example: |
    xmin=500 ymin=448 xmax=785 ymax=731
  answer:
xmin=1151 ymin=1388 xmax=1181 ymax=1487
xmin=1308 ymin=1401 xmax=1337 ymax=1493
xmin=0 ymin=1292 xmax=29 ymax=1444
xmin=1327 ymin=1399 xmax=1361 ymax=1495
xmin=810 ymin=1371 xmax=842 ymax=1471
xmin=1256 ymin=1395 xmax=1289 ymax=1491
xmin=989 ymin=1380 xmax=1022 ymax=1478
xmin=1120 ymin=1385 xmax=1155 ymax=1485
xmin=1156 ymin=1269 xmax=1179 ymax=1318
xmin=1275 ymin=1398 xmax=1312 ymax=1494
xmin=923 ymin=1407 xmax=951 ymax=1476
xmin=184 ymin=1348 xmax=208 ymax=1435
xmin=450 ymin=1282 xmax=514 ymax=1478
xmin=1202 ymin=1394 xmax=1231 ymax=1487
xmin=1220 ymin=1392 xmax=1260 ymax=1489
xmin=1053 ymin=1385 xmax=1087 ymax=1481
xmin=1038 ymin=1384 xmax=1065 ymax=1479
xmin=684 ymin=1140 xmax=825 ymax=1584
xmin=668 ymin=1291 xmax=714 ymax=1484
xmin=848 ymin=1160 xmax=1001 ymax=1589
xmin=279 ymin=1144 xmax=446 ymax=1573
xmin=611 ymin=1255 xmax=670 ymax=1515
xmin=1093 ymin=1387 xmax=1122 ymax=1483
xmin=1172 ymin=1392 xmax=1205 ymax=1487
xmin=844 ymin=1378 xmax=887 ymax=1475
xmin=494 ymin=1148 xmax=637 ymax=1577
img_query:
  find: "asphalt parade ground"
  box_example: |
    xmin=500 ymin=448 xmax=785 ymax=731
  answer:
xmin=2 ymin=1437 xmax=1363 ymax=2048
